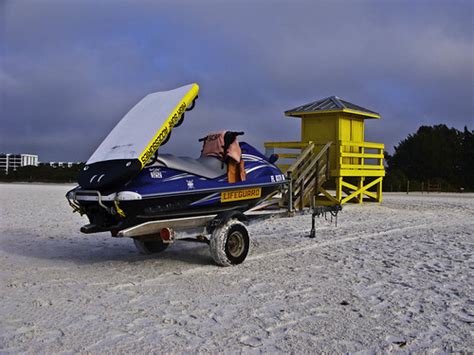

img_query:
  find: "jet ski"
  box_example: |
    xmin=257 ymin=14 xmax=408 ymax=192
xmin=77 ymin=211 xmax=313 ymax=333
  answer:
xmin=66 ymin=84 xmax=286 ymax=237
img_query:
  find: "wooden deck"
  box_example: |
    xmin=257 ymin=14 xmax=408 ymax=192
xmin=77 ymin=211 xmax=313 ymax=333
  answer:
xmin=264 ymin=140 xmax=385 ymax=205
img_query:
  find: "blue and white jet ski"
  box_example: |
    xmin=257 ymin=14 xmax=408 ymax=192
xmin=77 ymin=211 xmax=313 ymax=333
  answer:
xmin=66 ymin=84 xmax=286 ymax=236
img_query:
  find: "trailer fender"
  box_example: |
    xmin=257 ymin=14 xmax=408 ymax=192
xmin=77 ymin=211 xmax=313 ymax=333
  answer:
xmin=207 ymin=210 xmax=248 ymax=234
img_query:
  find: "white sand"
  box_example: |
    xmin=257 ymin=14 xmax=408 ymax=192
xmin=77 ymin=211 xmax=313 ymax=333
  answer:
xmin=0 ymin=183 xmax=473 ymax=352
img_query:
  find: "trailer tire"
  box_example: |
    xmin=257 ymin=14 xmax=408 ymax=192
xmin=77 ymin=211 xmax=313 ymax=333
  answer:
xmin=133 ymin=238 xmax=168 ymax=254
xmin=210 ymin=219 xmax=250 ymax=266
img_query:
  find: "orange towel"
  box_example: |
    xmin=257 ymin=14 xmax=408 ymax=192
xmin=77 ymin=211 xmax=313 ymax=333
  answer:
xmin=227 ymin=159 xmax=246 ymax=183
xmin=201 ymin=131 xmax=242 ymax=163
xmin=201 ymin=131 xmax=246 ymax=183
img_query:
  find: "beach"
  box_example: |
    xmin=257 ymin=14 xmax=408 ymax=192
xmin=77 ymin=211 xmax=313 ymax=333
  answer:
xmin=0 ymin=183 xmax=472 ymax=352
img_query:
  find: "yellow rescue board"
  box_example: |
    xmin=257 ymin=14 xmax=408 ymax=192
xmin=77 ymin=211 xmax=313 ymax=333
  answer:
xmin=138 ymin=83 xmax=199 ymax=167
xmin=221 ymin=188 xmax=262 ymax=203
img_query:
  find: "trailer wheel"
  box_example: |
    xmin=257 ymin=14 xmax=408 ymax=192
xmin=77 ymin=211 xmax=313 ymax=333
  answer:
xmin=210 ymin=219 xmax=250 ymax=266
xmin=133 ymin=238 xmax=168 ymax=254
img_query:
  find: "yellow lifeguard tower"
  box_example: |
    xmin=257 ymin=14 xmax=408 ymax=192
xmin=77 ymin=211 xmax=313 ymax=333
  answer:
xmin=265 ymin=96 xmax=385 ymax=206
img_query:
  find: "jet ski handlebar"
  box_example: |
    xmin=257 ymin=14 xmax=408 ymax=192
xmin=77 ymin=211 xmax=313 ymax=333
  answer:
xmin=198 ymin=131 xmax=244 ymax=142
xmin=223 ymin=131 xmax=244 ymax=146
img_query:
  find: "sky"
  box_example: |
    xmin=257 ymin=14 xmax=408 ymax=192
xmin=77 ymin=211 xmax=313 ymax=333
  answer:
xmin=1 ymin=0 xmax=473 ymax=162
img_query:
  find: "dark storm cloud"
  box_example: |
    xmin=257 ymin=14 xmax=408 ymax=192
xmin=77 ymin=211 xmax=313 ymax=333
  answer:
xmin=1 ymin=0 xmax=472 ymax=161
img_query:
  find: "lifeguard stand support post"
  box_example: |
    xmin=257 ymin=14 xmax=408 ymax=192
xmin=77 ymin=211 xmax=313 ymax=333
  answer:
xmin=265 ymin=96 xmax=385 ymax=206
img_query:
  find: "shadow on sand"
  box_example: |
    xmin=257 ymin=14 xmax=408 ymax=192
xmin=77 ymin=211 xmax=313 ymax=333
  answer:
xmin=1 ymin=229 xmax=214 ymax=267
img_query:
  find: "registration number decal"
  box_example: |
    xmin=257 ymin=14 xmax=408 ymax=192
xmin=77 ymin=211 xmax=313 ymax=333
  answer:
xmin=221 ymin=188 xmax=262 ymax=202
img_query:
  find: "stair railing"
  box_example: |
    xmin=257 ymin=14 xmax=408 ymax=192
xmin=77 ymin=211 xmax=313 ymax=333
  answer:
xmin=285 ymin=142 xmax=332 ymax=213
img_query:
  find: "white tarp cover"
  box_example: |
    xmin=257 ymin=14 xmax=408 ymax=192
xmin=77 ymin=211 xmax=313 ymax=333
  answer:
xmin=87 ymin=84 xmax=198 ymax=165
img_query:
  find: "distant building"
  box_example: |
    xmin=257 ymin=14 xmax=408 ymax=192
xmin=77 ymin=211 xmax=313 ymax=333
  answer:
xmin=46 ymin=161 xmax=79 ymax=168
xmin=0 ymin=153 xmax=39 ymax=174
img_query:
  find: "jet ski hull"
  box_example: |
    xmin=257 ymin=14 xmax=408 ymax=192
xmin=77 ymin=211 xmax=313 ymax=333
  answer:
xmin=74 ymin=183 xmax=282 ymax=233
xmin=68 ymin=143 xmax=286 ymax=233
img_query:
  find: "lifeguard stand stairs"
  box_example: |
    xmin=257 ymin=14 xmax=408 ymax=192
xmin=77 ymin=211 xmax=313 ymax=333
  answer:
xmin=266 ymin=96 xmax=385 ymax=207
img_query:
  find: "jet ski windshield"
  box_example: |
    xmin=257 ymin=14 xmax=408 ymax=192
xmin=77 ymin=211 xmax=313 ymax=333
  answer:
xmin=156 ymin=154 xmax=226 ymax=179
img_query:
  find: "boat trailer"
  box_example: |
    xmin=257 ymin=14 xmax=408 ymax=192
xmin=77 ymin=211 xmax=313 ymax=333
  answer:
xmin=106 ymin=195 xmax=341 ymax=266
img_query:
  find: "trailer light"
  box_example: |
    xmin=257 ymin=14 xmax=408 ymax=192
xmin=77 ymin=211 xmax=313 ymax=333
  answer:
xmin=160 ymin=227 xmax=172 ymax=241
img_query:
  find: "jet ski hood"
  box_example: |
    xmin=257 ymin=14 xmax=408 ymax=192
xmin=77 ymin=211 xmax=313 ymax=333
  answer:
xmin=78 ymin=83 xmax=199 ymax=191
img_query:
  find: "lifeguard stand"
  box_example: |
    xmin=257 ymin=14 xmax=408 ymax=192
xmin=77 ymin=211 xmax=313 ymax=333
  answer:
xmin=265 ymin=96 xmax=385 ymax=206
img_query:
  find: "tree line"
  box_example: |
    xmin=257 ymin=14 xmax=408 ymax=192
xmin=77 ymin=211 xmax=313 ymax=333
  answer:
xmin=384 ymin=125 xmax=474 ymax=192
xmin=0 ymin=164 xmax=85 ymax=183
xmin=1 ymin=124 xmax=473 ymax=192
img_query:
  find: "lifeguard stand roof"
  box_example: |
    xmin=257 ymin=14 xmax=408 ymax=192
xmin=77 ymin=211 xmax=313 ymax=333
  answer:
xmin=285 ymin=96 xmax=380 ymax=119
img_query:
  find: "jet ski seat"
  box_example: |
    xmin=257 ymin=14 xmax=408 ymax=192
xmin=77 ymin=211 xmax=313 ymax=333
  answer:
xmin=156 ymin=154 xmax=226 ymax=179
